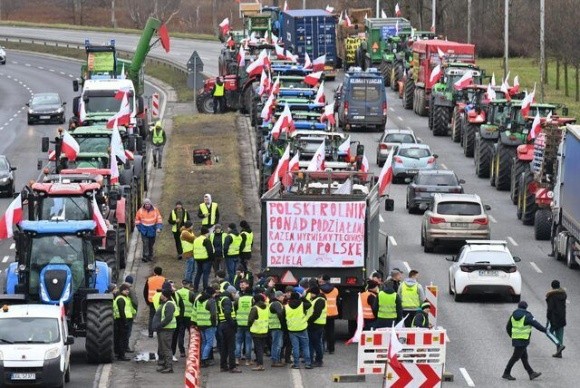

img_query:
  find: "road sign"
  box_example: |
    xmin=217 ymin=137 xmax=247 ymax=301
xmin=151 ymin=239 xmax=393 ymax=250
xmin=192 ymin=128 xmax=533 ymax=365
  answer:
xmin=385 ymin=363 xmax=443 ymax=388
xmin=425 ymin=285 xmax=438 ymax=328
xmin=187 ymin=51 xmax=204 ymax=90
xmin=151 ymin=93 xmax=159 ymax=118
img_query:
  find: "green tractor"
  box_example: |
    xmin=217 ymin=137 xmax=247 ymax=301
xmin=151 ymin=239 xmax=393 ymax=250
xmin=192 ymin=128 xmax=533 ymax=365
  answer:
xmin=474 ymin=99 xmax=511 ymax=178
xmin=380 ymin=34 xmax=409 ymax=87
xmin=390 ymin=31 xmax=435 ymax=92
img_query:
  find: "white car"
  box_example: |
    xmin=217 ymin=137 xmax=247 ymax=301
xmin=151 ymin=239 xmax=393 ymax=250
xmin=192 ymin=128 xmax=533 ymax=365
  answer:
xmin=0 ymin=46 xmax=6 ymax=65
xmin=0 ymin=304 xmax=73 ymax=387
xmin=447 ymin=240 xmax=522 ymax=302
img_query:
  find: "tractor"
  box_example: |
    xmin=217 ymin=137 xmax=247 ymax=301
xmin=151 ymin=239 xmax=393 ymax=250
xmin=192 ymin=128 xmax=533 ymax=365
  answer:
xmin=3 ymin=220 xmax=114 ymax=364
xmin=389 ymin=31 xmax=435 ymax=92
xmin=473 ymin=99 xmax=511 ymax=178
xmin=196 ymin=73 xmax=259 ymax=116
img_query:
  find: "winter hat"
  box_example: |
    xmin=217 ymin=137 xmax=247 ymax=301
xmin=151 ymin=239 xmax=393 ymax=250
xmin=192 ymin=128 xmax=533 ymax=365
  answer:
xmin=518 ymin=301 xmax=528 ymax=309
xmin=253 ymin=294 xmax=265 ymax=303
xmin=161 ymin=289 xmax=172 ymax=298
xmin=200 ymin=226 xmax=209 ymax=235
xmin=204 ymin=286 xmax=215 ymax=295
xmin=175 ymin=201 xmax=183 ymax=206
xmin=184 ymin=221 xmax=193 ymax=228
xmin=124 ymin=275 xmax=134 ymax=284
xmin=367 ymin=280 xmax=379 ymax=289
xmin=309 ymin=286 xmax=320 ymax=295
xmin=274 ymin=291 xmax=284 ymax=299
xmin=226 ymin=285 xmax=237 ymax=295
xmin=119 ymin=284 xmax=130 ymax=293
xmin=290 ymin=292 xmax=301 ymax=300
xmin=228 ymin=223 xmax=237 ymax=230
xmin=551 ymin=280 xmax=560 ymax=289
xmin=161 ymin=281 xmax=173 ymax=292
xmin=240 ymin=220 xmax=249 ymax=229
xmin=321 ymin=274 xmax=330 ymax=281
xmin=143 ymin=198 xmax=152 ymax=205
xmin=421 ymin=302 xmax=431 ymax=310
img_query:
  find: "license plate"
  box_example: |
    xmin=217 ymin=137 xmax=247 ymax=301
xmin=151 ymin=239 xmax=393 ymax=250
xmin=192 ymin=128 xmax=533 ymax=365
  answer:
xmin=329 ymin=277 xmax=341 ymax=284
xmin=407 ymin=169 xmax=419 ymax=174
xmin=353 ymin=115 xmax=365 ymax=119
xmin=40 ymin=115 xmax=51 ymax=119
xmin=451 ymin=222 xmax=468 ymax=227
xmin=479 ymin=270 xmax=499 ymax=276
xmin=12 ymin=373 xmax=36 ymax=380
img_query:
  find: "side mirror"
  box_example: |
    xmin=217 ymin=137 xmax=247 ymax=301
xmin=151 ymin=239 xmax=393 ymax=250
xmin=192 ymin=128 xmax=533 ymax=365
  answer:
xmin=10 ymin=166 xmax=16 ymax=171
xmin=62 ymin=101 xmax=67 ymax=105
xmin=41 ymin=137 xmax=50 ymax=153
xmin=37 ymin=159 xmax=43 ymax=170
xmin=137 ymin=96 xmax=145 ymax=115
xmin=433 ymin=154 xmax=439 ymax=159
xmin=108 ymin=195 xmax=118 ymax=210
xmin=513 ymin=256 xmax=521 ymax=263
xmin=72 ymin=96 xmax=80 ymax=117
xmin=484 ymin=204 xmax=491 ymax=211
xmin=384 ymin=198 xmax=394 ymax=211
xmin=459 ymin=179 xmax=466 ymax=184
xmin=72 ymin=79 xmax=79 ymax=92
xmin=65 ymin=335 xmax=75 ymax=345
xmin=25 ymin=102 xmax=30 ymax=107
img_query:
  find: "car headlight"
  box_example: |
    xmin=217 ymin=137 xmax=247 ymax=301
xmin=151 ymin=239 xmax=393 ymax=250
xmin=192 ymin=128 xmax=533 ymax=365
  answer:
xmin=28 ymin=109 xmax=34 ymax=114
xmin=0 ymin=350 xmax=3 ymax=360
xmin=45 ymin=347 xmax=60 ymax=360
xmin=57 ymin=107 xmax=64 ymax=113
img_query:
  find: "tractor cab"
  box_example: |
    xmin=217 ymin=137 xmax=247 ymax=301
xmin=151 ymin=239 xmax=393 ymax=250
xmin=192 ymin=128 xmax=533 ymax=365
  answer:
xmin=28 ymin=180 xmax=100 ymax=222
xmin=508 ymin=102 xmax=558 ymax=135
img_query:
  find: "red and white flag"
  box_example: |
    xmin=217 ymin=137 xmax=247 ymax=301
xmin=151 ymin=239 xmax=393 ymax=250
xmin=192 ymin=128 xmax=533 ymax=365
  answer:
xmin=304 ymin=52 xmax=312 ymax=69
xmin=453 ymin=70 xmax=474 ymax=90
xmin=62 ymin=131 xmax=80 ymax=161
xmin=258 ymin=69 xmax=271 ymax=96
xmin=283 ymin=0 xmax=289 ymax=11
xmin=437 ymin=47 xmax=446 ymax=60
xmin=271 ymin=103 xmax=295 ymax=140
xmin=491 ymin=72 xmax=496 ymax=87
xmin=304 ymin=71 xmax=323 ymax=87
xmin=271 ymin=33 xmax=279 ymax=45
xmin=274 ymin=43 xmax=286 ymax=60
xmin=312 ymin=54 xmax=326 ymax=72
xmin=271 ymin=75 xmax=281 ymax=96
xmin=268 ymin=145 xmax=290 ymax=189
xmin=501 ymin=79 xmax=509 ymax=97
xmin=282 ymin=151 xmax=301 ymax=187
xmin=520 ymin=85 xmax=536 ymax=117
xmin=285 ymin=50 xmax=298 ymax=63
xmin=378 ymin=150 xmax=394 ymax=196
xmin=246 ymin=49 xmax=270 ymax=77
xmin=395 ymin=3 xmax=401 ymax=17
xmin=219 ymin=18 xmax=230 ymax=36
xmin=325 ymin=5 xmax=334 ymax=13
xmin=320 ymin=103 xmax=335 ymax=125
xmin=106 ymin=91 xmax=131 ymax=128
xmin=111 ymin=122 xmax=126 ymax=164
xmin=344 ymin=13 xmax=353 ymax=27
xmin=0 ymin=194 xmax=23 ymax=239
xmin=314 ymin=81 xmax=325 ymax=104
xmin=360 ymin=154 xmax=370 ymax=173
xmin=429 ymin=64 xmax=442 ymax=86
xmin=486 ymin=83 xmax=497 ymax=101
xmin=260 ymin=93 xmax=276 ymax=121
xmin=345 ymin=293 xmax=364 ymax=345
xmin=307 ymin=141 xmax=326 ymax=171
xmin=78 ymin=97 xmax=87 ymax=124
xmin=237 ymin=47 xmax=246 ymax=67
xmin=92 ymin=195 xmax=107 ymax=237
xmin=510 ymin=75 xmax=520 ymax=94
xmin=527 ymin=111 xmax=542 ymax=141
xmin=338 ymin=136 xmax=351 ymax=159
xmin=387 ymin=324 xmax=404 ymax=369
xmin=381 ymin=9 xmax=387 ymax=18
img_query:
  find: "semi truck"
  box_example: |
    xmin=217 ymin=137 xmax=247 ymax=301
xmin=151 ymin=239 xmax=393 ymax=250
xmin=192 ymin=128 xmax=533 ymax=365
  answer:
xmin=261 ymin=171 xmax=394 ymax=332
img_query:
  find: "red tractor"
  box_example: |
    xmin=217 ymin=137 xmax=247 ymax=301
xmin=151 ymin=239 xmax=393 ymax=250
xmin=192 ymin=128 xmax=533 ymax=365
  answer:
xmin=196 ymin=74 xmax=259 ymax=115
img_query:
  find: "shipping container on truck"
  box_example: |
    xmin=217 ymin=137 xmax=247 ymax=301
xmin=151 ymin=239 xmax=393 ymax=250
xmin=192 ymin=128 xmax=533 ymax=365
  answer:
xmin=260 ymin=171 xmax=393 ymax=332
xmin=280 ymin=9 xmax=337 ymax=78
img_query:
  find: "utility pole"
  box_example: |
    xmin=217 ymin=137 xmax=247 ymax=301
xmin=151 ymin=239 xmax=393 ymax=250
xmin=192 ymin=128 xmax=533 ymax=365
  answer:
xmin=504 ymin=0 xmax=509 ymax=79
xmin=111 ymin=0 xmax=117 ymax=28
xmin=539 ymin=0 xmax=545 ymax=102
xmin=376 ymin=0 xmax=380 ymax=18
xmin=431 ymin=0 xmax=436 ymax=33
xmin=467 ymin=0 xmax=472 ymax=43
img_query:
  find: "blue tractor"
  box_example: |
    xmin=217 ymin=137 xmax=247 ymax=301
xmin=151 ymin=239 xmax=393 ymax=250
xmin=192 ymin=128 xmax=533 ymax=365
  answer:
xmin=3 ymin=220 xmax=114 ymax=364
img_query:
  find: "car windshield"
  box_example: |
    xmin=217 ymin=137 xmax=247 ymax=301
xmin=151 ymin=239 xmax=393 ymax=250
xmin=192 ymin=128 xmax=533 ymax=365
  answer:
xmin=398 ymin=148 xmax=430 ymax=158
xmin=384 ymin=134 xmax=415 ymax=143
xmin=351 ymin=85 xmax=381 ymax=102
xmin=0 ymin=318 xmax=60 ymax=344
xmin=41 ymin=197 xmax=91 ymax=221
xmin=32 ymin=94 xmax=60 ymax=106
xmin=463 ymin=250 xmax=514 ymax=265
xmin=75 ymin=136 xmax=111 ymax=153
xmin=492 ymin=106 xmax=508 ymax=125
xmin=417 ymin=174 xmax=457 ymax=186
xmin=299 ymin=139 xmax=325 ymax=154
xmin=437 ymin=201 xmax=482 ymax=215
xmin=0 ymin=158 xmax=9 ymax=171
xmin=85 ymin=94 xmax=134 ymax=114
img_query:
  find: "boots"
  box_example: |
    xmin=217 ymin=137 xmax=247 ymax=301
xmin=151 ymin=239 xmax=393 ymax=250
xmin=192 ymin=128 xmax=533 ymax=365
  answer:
xmin=153 ymin=157 xmax=157 ymax=168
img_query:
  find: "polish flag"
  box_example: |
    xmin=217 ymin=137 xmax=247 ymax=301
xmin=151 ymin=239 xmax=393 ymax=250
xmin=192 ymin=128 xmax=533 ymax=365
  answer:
xmin=429 ymin=64 xmax=442 ymax=86
xmin=106 ymin=91 xmax=131 ymax=128
xmin=387 ymin=324 xmax=404 ymax=369
xmin=546 ymin=111 xmax=553 ymax=122
xmin=260 ymin=92 xmax=275 ymax=121
xmin=453 ymin=70 xmax=474 ymax=90
xmin=381 ymin=9 xmax=387 ymax=18
xmin=304 ymin=52 xmax=312 ymax=69
xmin=360 ymin=154 xmax=370 ymax=173
xmin=282 ymin=151 xmax=301 ymax=187
xmin=304 ymin=71 xmax=323 ymax=87
xmin=246 ymin=49 xmax=269 ymax=77
xmin=111 ymin=122 xmax=127 ymax=164
xmin=78 ymin=97 xmax=87 ymax=124
xmin=271 ymin=76 xmax=281 ymax=96
xmin=0 ymin=194 xmax=23 ymax=239
xmin=319 ymin=103 xmax=335 ymax=126
xmin=283 ymin=0 xmax=289 ymax=11
xmin=338 ymin=136 xmax=351 ymax=159
xmin=437 ymin=47 xmax=446 ymax=60
xmin=268 ymin=145 xmax=290 ymax=189
xmin=344 ymin=13 xmax=353 ymax=27
xmin=395 ymin=3 xmax=401 ymax=17
xmin=500 ymin=78 xmax=510 ymax=98
xmin=307 ymin=141 xmax=326 ymax=171
xmin=338 ymin=11 xmax=344 ymax=25
xmin=275 ymin=43 xmax=286 ymax=60
xmin=237 ymin=47 xmax=246 ymax=67
xmin=486 ymin=83 xmax=497 ymax=101
xmin=219 ymin=18 xmax=230 ymax=36
xmin=92 ymin=195 xmax=108 ymax=237
xmin=258 ymin=69 xmax=271 ymax=96
xmin=345 ymin=293 xmax=364 ymax=345
xmin=510 ymin=75 xmax=520 ymax=95
xmin=527 ymin=111 xmax=542 ymax=141
xmin=62 ymin=131 xmax=80 ymax=161
xmin=285 ymin=50 xmax=298 ymax=63
xmin=334 ymin=178 xmax=353 ymax=195
xmin=364 ymin=13 xmax=368 ymax=20
xmin=325 ymin=5 xmax=334 ymax=13
xmin=314 ymin=81 xmax=325 ymax=104
xmin=312 ymin=54 xmax=326 ymax=72
xmin=378 ymin=150 xmax=394 ymax=196
xmin=271 ymin=33 xmax=279 ymax=45
xmin=520 ymin=85 xmax=536 ymax=117
xmin=271 ymin=103 xmax=295 ymax=140
xmin=491 ymin=72 xmax=496 ymax=87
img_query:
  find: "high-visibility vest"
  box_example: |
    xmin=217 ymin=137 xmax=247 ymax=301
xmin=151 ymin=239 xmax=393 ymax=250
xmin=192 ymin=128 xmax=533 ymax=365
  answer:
xmin=412 ymin=311 xmax=428 ymax=328
xmin=199 ymin=203 xmax=218 ymax=226
xmin=217 ymin=296 xmax=236 ymax=322
xmin=146 ymin=275 xmax=165 ymax=303
xmin=152 ymin=127 xmax=164 ymax=145
xmin=136 ymin=207 xmax=162 ymax=226
xmin=236 ymin=295 xmax=253 ymax=326
xmin=209 ymin=232 xmax=226 ymax=256
xmin=240 ymin=231 xmax=253 ymax=253
xmin=269 ymin=301 xmax=282 ymax=330
xmin=193 ymin=236 xmax=209 ymax=260
xmin=227 ymin=233 xmax=242 ymax=256
xmin=176 ymin=288 xmax=193 ymax=318
xmin=312 ymin=297 xmax=327 ymax=325
xmin=161 ymin=301 xmax=177 ymax=329
xmin=322 ymin=288 xmax=339 ymax=317
xmin=233 ymin=272 xmax=252 ymax=286
xmin=213 ymin=83 xmax=225 ymax=97
xmin=153 ymin=292 xmax=181 ymax=318
xmin=113 ymin=295 xmax=134 ymax=319
xmin=511 ymin=315 xmax=532 ymax=340
xmin=377 ymin=291 xmax=397 ymax=319
xmin=191 ymin=294 xmax=202 ymax=322
xmin=250 ymin=305 xmax=269 ymax=335
xmin=360 ymin=291 xmax=375 ymax=319
xmin=181 ymin=230 xmax=194 ymax=254
xmin=400 ymin=283 xmax=420 ymax=310
xmin=170 ymin=210 xmax=189 ymax=233
xmin=219 ymin=281 xmax=230 ymax=293
xmin=285 ymin=303 xmax=308 ymax=332
xmin=195 ymin=299 xmax=212 ymax=327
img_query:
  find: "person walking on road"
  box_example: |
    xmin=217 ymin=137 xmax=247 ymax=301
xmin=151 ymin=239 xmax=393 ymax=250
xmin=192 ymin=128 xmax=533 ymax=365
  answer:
xmin=176 ymin=280 xmax=195 ymax=358
xmin=319 ymin=274 xmax=339 ymax=354
xmin=217 ymin=286 xmax=242 ymax=373
xmin=502 ymin=301 xmax=546 ymax=381
xmin=195 ymin=286 xmax=218 ymax=368
xmin=361 ymin=280 xmax=379 ymax=330
xmin=307 ymin=287 xmax=327 ymax=367
xmin=223 ymin=223 xmax=242 ymax=284
xmin=144 ymin=266 xmax=166 ymax=338
xmin=373 ymin=283 xmax=402 ymax=329
xmin=269 ymin=291 xmax=286 ymax=367
xmin=150 ymin=121 xmax=167 ymax=169
xmin=198 ymin=194 xmax=220 ymax=230
xmin=411 ymin=302 xmax=432 ymax=328
xmin=168 ymin=201 xmax=190 ymax=260
xmin=384 ymin=268 xmax=403 ymax=292
xmin=398 ymin=270 xmax=425 ymax=327
xmin=210 ymin=224 xmax=226 ymax=275
xmin=546 ymin=280 xmax=567 ymax=358
xmin=285 ymin=292 xmax=313 ymax=370
xmin=181 ymin=221 xmax=196 ymax=283
xmin=123 ymin=275 xmax=138 ymax=352
xmin=193 ymin=226 xmax=215 ymax=292
xmin=135 ymin=198 xmax=163 ymax=263
xmin=153 ymin=289 xmax=177 ymax=373
xmin=234 ymin=279 xmax=254 ymax=365
xmin=113 ymin=284 xmax=134 ymax=361
xmin=212 ymin=77 xmax=226 ymax=114
xmin=239 ymin=220 xmax=253 ymax=271
xmin=248 ymin=294 xmax=269 ymax=371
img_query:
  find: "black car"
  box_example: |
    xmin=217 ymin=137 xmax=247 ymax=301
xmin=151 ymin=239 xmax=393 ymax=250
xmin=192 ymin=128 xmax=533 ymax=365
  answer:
xmin=27 ymin=93 xmax=66 ymax=124
xmin=0 ymin=155 xmax=16 ymax=196
xmin=406 ymin=170 xmax=464 ymax=213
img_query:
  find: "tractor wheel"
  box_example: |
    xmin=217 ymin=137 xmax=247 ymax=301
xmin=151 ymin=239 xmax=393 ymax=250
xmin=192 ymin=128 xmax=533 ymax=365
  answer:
xmin=402 ymin=78 xmax=414 ymax=110
xmin=462 ymin=124 xmax=476 ymax=157
xmin=489 ymin=149 xmax=497 ymax=187
xmin=100 ymin=253 xmax=118 ymax=284
xmin=475 ymin=138 xmax=493 ymax=178
xmin=390 ymin=67 xmax=397 ymax=91
xmin=432 ymin=106 xmax=450 ymax=136
xmin=534 ymin=209 xmax=552 ymax=240
xmin=196 ymin=92 xmax=214 ymax=114
xmin=521 ymin=172 xmax=536 ymax=225
xmin=86 ymin=301 xmax=114 ymax=364
xmin=494 ymin=143 xmax=516 ymax=191
xmin=382 ymin=62 xmax=392 ymax=86
xmin=240 ymin=87 xmax=253 ymax=114
xmin=394 ymin=65 xmax=404 ymax=92
xmin=451 ymin=108 xmax=462 ymax=143
xmin=510 ymin=159 xmax=529 ymax=205
xmin=117 ymin=226 xmax=128 ymax=269
xmin=428 ymin=97 xmax=434 ymax=130
xmin=416 ymin=89 xmax=427 ymax=116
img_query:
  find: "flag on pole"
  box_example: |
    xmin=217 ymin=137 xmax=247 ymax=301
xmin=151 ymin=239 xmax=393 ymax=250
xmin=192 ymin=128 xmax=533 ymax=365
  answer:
xmin=260 ymin=93 xmax=275 ymax=121
xmin=395 ymin=3 xmax=401 ymax=17
xmin=511 ymin=75 xmax=520 ymax=94
xmin=0 ymin=194 xmax=23 ymax=239
xmin=387 ymin=323 xmax=404 ymax=369
xmin=453 ymin=70 xmax=474 ymax=90
xmin=486 ymin=83 xmax=497 ymax=101
xmin=92 ymin=195 xmax=108 ymax=237
xmin=360 ymin=154 xmax=369 ymax=173
xmin=61 ymin=131 xmax=80 ymax=161
xmin=304 ymin=52 xmax=312 ymax=69
xmin=314 ymin=81 xmax=325 ymax=104
xmin=527 ymin=111 xmax=542 ymax=141
xmin=268 ymin=145 xmax=291 ymax=189
xmin=381 ymin=9 xmax=387 ymax=18
xmin=520 ymin=85 xmax=536 ymax=117
xmin=106 ymin=91 xmax=131 ymax=128
xmin=282 ymin=151 xmax=300 ymax=187
xmin=491 ymin=72 xmax=496 ymax=87
xmin=312 ymin=54 xmax=326 ymax=72
xmin=429 ymin=64 xmax=442 ymax=86
xmin=337 ymin=136 xmax=351 ymax=159
xmin=378 ymin=150 xmax=394 ymax=196
xmin=304 ymin=71 xmax=323 ymax=87
xmin=219 ymin=18 xmax=230 ymax=36
xmin=306 ymin=141 xmax=326 ymax=171
xmin=283 ymin=0 xmax=288 ymax=11
xmin=334 ymin=178 xmax=352 ymax=195
xmin=320 ymin=103 xmax=335 ymax=125
xmin=78 ymin=97 xmax=87 ymax=124
xmin=345 ymin=293 xmax=364 ymax=345
xmin=325 ymin=5 xmax=334 ymax=13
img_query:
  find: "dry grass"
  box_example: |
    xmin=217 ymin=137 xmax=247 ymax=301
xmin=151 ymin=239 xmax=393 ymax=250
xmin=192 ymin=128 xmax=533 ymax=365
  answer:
xmin=153 ymin=113 xmax=244 ymax=283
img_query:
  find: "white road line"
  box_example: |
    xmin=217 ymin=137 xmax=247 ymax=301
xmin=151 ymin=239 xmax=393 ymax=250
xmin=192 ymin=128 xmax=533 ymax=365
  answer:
xmin=488 ymin=215 xmax=497 ymax=223
xmin=397 ymin=115 xmax=403 ymax=121
xmin=12 ymin=61 xmax=18 ymax=64
xmin=2 ymin=256 xmax=8 ymax=263
xmin=389 ymin=107 xmax=395 ymax=112
xmin=25 ymin=63 xmax=31 ymax=67
xmin=97 ymin=363 xmax=112 ymax=388
xmin=9 ymin=243 xmax=15 ymax=250
xmin=38 ymin=66 xmax=44 ymax=69
xmin=566 ymin=300 xmax=570 ymax=304
xmin=69 ymin=74 xmax=74 ymax=78
xmin=60 ymin=71 xmax=66 ymax=75
xmin=290 ymin=368 xmax=304 ymax=388
xmin=49 ymin=69 xmax=55 ymax=72
xmin=417 ymin=137 xmax=423 ymax=142
xmin=379 ymin=214 xmax=385 ymax=223
xmin=507 ymin=236 xmax=518 ymax=246
xmin=530 ymin=262 xmax=543 ymax=273
xmin=445 ymin=333 xmax=451 ymax=343
xmin=440 ymin=163 xmax=448 ymax=169
xmin=8 ymin=118 xmax=13 ymax=122
xmin=406 ymin=126 xmax=412 ymax=131
xmin=460 ymin=367 xmax=475 ymax=387
xmin=12 ymin=113 xmax=17 ymax=118
xmin=389 ymin=236 xmax=398 ymax=246
xmin=403 ymin=261 xmax=411 ymax=272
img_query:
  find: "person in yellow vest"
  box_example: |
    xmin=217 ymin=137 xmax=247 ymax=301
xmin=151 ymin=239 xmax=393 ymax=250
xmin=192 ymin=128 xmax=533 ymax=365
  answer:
xmin=176 ymin=280 xmax=195 ymax=358
xmin=212 ymin=76 xmax=226 ymax=114
xmin=248 ymin=294 xmax=269 ymax=371
xmin=198 ymin=193 xmax=220 ymax=229
xmin=233 ymin=264 xmax=254 ymax=291
xmin=209 ymin=224 xmax=226 ymax=275
xmin=361 ymin=280 xmax=379 ymax=330
xmin=143 ymin=266 xmax=165 ymax=338
xmin=397 ymin=270 xmax=426 ymax=327
xmin=113 ymin=284 xmax=134 ymax=361
xmin=193 ymin=226 xmax=216 ymax=292
xmin=285 ymin=292 xmax=313 ymax=369
xmin=196 ymin=286 xmax=218 ymax=368
xmin=217 ymin=285 xmax=242 ymax=373
xmin=411 ymin=302 xmax=432 ymax=329
xmin=152 ymin=289 xmax=177 ymax=373
xmin=239 ymin=220 xmax=253 ymax=271
xmin=150 ymin=121 xmax=167 ymax=168
xmin=373 ymin=283 xmax=402 ymax=329
xmin=502 ymin=301 xmax=546 ymax=381
xmin=235 ymin=278 xmax=254 ymax=365
xmin=168 ymin=201 xmax=191 ymax=260
xmin=307 ymin=287 xmax=326 ymax=367
xmin=123 ymin=275 xmax=138 ymax=353
xmin=269 ymin=291 xmax=286 ymax=367
xmin=223 ymin=223 xmax=242 ymax=284
xmin=319 ymin=274 xmax=339 ymax=354
xmin=181 ymin=221 xmax=196 ymax=283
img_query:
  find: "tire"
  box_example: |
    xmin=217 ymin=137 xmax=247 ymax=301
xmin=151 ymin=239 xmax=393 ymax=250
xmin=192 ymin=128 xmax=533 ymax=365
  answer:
xmin=453 ymin=284 xmax=463 ymax=302
xmin=428 ymin=97 xmax=434 ymax=130
xmin=462 ymin=124 xmax=476 ymax=157
xmin=390 ymin=67 xmax=398 ymax=91
xmin=534 ymin=209 xmax=552 ymax=240
xmin=424 ymin=238 xmax=434 ymax=253
xmin=566 ymin=237 xmax=578 ymax=269
xmin=100 ymin=253 xmax=118 ymax=284
xmin=393 ymin=64 xmax=403 ymax=92
xmin=451 ymin=108 xmax=462 ymax=143
xmin=117 ymin=226 xmax=128 ymax=269
xmin=432 ymin=105 xmax=450 ymax=136
xmin=86 ymin=301 xmax=114 ymax=364
xmin=416 ymin=89 xmax=427 ymax=116
xmin=196 ymin=92 xmax=214 ymax=114
xmin=495 ymin=143 xmax=516 ymax=191
xmin=489 ymin=149 xmax=497 ymax=187
xmin=402 ymin=78 xmax=414 ymax=110
xmin=475 ymin=138 xmax=493 ymax=178
xmin=65 ymin=365 xmax=70 ymax=383
xmin=552 ymin=226 xmax=563 ymax=261
xmin=516 ymin=172 xmax=525 ymax=220
xmin=520 ymin=172 xmax=536 ymax=225
xmin=448 ymin=279 xmax=454 ymax=295
xmin=382 ymin=62 xmax=392 ymax=86
xmin=28 ymin=116 xmax=33 ymax=125
xmin=347 ymin=320 xmax=357 ymax=337
xmin=510 ymin=160 xmax=529 ymax=205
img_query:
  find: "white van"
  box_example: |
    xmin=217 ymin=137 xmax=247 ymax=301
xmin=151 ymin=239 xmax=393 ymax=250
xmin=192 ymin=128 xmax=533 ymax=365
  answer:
xmin=0 ymin=304 xmax=73 ymax=387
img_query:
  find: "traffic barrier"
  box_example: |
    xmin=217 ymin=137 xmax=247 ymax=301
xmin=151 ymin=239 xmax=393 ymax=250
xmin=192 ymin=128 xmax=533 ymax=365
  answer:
xmin=425 ymin=284 xmax=438 ymax=328
xmin=184 ymin=327 xmax=202 ymax=388
xmin=384 ymin=363 xmax=444 ymax=388
xmin=151 ymin=93 xmax=160 ymax=118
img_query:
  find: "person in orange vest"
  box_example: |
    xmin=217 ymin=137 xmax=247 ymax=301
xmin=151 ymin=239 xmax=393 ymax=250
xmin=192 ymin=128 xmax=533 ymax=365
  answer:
xmin=135 ymin=198 xmax=163 ymax=263
xmin=319 ymin=274 xmax=339 ymax=354
xmin=143 ymin=266 xmax=166 ymax=338
xmin=361 ymin=280 xmax=379 ymax=330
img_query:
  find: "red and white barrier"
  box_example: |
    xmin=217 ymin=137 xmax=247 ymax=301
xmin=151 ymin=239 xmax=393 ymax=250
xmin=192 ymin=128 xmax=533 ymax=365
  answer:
xmin=184 ymin=327 xmax=201 ymax=388
xmin=425 ymin=284 xmax=438 ymax=328
xmin=151 ymin=93 xmax=160 ymax=118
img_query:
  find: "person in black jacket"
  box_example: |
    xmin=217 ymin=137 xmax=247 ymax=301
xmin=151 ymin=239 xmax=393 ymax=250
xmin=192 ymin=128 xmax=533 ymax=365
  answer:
xmin=217 ymin=286 xmax=242 ymax=373
xmin=502 ymin=301 xmax=546 ymax=381
xmin=307 ymin=287 xmax=326 ymax=367
xmin=167 ymin=201 xmax=191 ymax=260
xmin=546 ymin=279 xmax=567 ymax=358
xmin=411 ymin=302 xmax=432 ymax=328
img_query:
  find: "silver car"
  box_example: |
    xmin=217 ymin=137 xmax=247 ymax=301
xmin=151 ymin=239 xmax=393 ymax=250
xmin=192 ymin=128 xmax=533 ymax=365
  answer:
xmin=392 ymin=144 xmax=438 ymax=183
xmin=0 ymin=46 xmax=6 ymax=65
xmin=376 ymin=129 xmax=418 ymax=166
xmin=421 ymin=194 xmax=491 ymax=253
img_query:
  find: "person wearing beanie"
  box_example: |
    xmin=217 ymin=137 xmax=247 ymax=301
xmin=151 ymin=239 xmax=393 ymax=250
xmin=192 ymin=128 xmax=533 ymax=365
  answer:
xmin=122 ymin=275 xmax=138 ymax=352
xmin=502 ymin=300 xmax=547 ymax=381
xmin=152 ymin=289 xmax=177 ymax=373
xmin=233 ymin=263 xmax=254 ymax=291
xmin=411 ymin=302 xmax=432 ymax=328
xmin=209 ymin=223 xmax=226 ymax=275
xmin=307 ymin=286 xmax=327 ymax=367
xmin=193 ymin=226 xmax=216 ymax=292
xmin=234 ymin=278 xmax=254 ymax=366
xmin=269 ymin=291 xmax=286 ymax=367
xmin=546 ymin=279 xmax=567 ymax=358
xmin=248 ymin=294 xmax=268 ymax=371
xmin=372 ymin=280 xmax=402 ymax=329
xmin=135 ymin=198 xmax=163 ymax=263
xmin=361 ymin=280 xmax=379 ymax=330
xmin=168 ymin=200 xmax=191 ymax=260
xmin=239 ymin=220 xmax=253 ymax=271
xmin=181 ymin=221 xmax=196 ymax=283
xmin=113 ymin=284 xmax=133 ymax=361
xmin=285 ymin=291 xmax=312 ymax=369
xmin=223 ymin=223 xmax=242 ymax=284
xmin=217 ymin=282 xmax=242 ymax=373
xmin=195 ymin=286 xmax=218 ymax=368
xmin=198 ymin=193 xmax=220 ymax=229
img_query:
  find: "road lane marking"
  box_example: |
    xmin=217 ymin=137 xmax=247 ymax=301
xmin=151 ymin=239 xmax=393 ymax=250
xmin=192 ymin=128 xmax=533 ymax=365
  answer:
xmin=440 ymin=163 xmax=448 ymax=169
xmin=530 ymin=262 xmax=543 ymax=273
xmin=507 ymin=236 xmax=518 ymax=246
xmin=460 ymin=367 xmax=475 ymax=387
xmin=403 ymin=261 xmax=411 ymax=272
xmin=2 ymin=256 xmax=8 ymax=263
xmin=38 ymin=66 xmax=44 ymax=69
xmin=60 ymin=71 xmax=66 ymax=75
xmin=397 ymin=115 xmax=403 ymax=121
xmin=389 ymin=107 xmax=395 ymax=112
xmin=379 ymin=214 xmax=385 ymax=223
xmin=417 ymin=137 xmax=423 ymax=143
xmin=10 ymin=243 xmax=15 ymax=250
xmin=291 ymin=368 xmax=304 ymax=388
xmin=389 ymin=236 xmax=397 ymax=246
xmin=49 ymin=69 xmax=55 ymax=72
xmin=69 ymin=74 xmax=75 ymax=78
xmin=25 ymin=63 xmax=31 ymax=67
xmin=488 ymin=215 xmax=497 ymax=223
xmin=407 ymin=126 xmax=412 ymax=130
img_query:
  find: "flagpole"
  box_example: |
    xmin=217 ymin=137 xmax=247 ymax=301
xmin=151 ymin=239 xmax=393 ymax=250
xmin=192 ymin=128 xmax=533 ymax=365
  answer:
xmin=383 ymin=340 xmax=390 ymax=388
xmin=503 ymin=0 xmax=509 ymax=79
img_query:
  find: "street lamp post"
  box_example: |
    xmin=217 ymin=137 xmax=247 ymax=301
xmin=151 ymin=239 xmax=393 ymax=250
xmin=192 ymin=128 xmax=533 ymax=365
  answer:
xmin=504 ymin=0 xmax=509 ymax=79
xmin=540 ymin=0 xmax=545 ymax=102
xmin=467 ymin=0 xmax=472 ymax=43
xmin=432 ymin=0 xmax=436 ymax=32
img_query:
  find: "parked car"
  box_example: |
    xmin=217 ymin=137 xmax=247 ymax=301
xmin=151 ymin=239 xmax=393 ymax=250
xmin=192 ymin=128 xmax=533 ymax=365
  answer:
xmin=0 ymin=46 xmax=6 ymax=65
xmin=421 ymin=193 xmax=491 ymax=252
xmin=376 ymin=129 xmax=418 ymax=166
xmin=392 ymin=144 xmax=438 ymax=182
xmin=406 ymin=170 xmax=464 ymax=213
xmin=447 ymin=240 xmax=522 ymax=302
xmin=27 ymin=93 xmax=66 ymax=125
xmin=0 ymin=155 xmax=16 ymax=197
